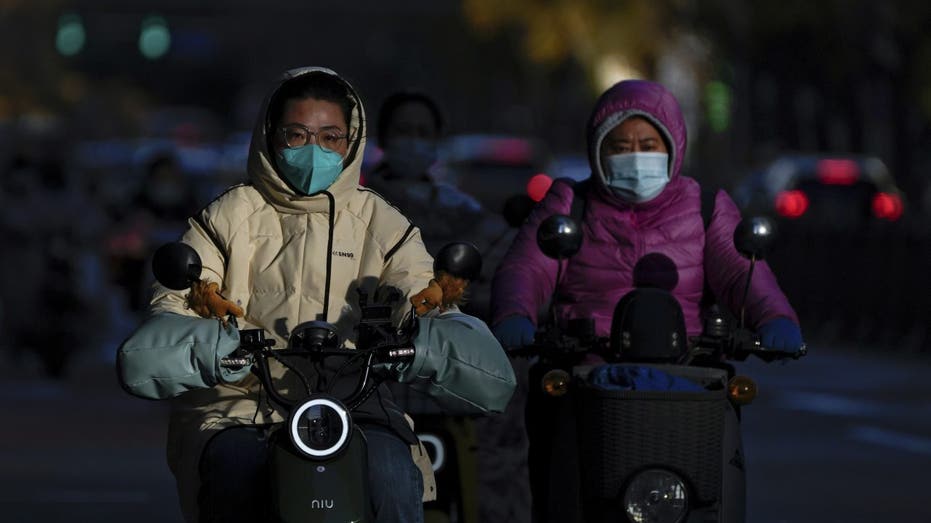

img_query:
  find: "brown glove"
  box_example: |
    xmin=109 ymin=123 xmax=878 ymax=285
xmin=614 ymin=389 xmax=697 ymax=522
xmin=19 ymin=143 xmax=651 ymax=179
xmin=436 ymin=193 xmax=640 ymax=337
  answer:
xmin=411 ymin=279 xmax=444 ymax=316
xmin=410 ymin=271 xmax=469 ymax=316
xmin=186 ymin=280 xmax=244 ymax=322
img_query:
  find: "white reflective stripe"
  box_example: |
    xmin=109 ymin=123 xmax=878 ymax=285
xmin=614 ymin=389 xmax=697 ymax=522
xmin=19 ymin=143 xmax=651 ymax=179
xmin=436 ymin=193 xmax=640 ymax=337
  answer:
xmin=290 ymin=398 xmax=350 ymax=458
xmin=418 ymin=433 xmax=445 ymax=472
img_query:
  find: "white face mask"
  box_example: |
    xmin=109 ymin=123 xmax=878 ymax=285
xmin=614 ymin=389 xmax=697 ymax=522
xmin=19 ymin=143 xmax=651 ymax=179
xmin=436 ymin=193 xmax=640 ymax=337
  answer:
xmin=603 ymin=152 xmax=670 ymax=202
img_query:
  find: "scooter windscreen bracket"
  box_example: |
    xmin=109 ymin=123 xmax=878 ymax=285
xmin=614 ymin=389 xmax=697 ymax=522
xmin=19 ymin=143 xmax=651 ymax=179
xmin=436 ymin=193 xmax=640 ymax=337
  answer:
xmin=288 ymin=395 xmax=353 ymax=460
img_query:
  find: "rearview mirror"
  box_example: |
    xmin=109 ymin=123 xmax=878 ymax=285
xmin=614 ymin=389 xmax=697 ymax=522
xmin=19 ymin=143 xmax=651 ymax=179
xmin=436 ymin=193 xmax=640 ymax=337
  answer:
xmin=152 ymin=242 xmax=202 ymax=290
xmin=434 ymin=242 xmax=483 ymax=281
xmin=733 ymin=216 xmax=775 ymax=260
xmin=537 ymin=214 xmax=582 ymax=260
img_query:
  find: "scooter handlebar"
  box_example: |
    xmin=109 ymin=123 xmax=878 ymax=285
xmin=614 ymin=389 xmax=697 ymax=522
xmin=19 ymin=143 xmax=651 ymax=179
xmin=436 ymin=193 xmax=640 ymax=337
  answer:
xmin=691 ymin=329 xmax=807 ymax=362
xmin=509 ymin=328 xmax=807 ymax=364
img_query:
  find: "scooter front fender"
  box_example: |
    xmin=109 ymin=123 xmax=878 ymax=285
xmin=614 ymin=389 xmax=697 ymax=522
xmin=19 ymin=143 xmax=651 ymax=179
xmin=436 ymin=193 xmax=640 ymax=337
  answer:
xmin=269 ymin=427 xmax=373 ymax=523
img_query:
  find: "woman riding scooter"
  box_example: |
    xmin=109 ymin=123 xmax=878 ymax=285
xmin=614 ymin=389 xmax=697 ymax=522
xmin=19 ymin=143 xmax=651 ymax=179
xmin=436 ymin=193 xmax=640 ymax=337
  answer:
xmin=118 ymin=67 xmax=515 ymax=523
xmin=489 ymin=79 xmax=805 ymax=521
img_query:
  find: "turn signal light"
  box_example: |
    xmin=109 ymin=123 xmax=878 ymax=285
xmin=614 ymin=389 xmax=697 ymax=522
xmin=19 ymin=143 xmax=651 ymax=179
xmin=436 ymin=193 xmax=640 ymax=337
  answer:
xmin=541 ymin=369 xmax=571 ymax=397
xmin=728 ymin=375 xmax=758 ymax=405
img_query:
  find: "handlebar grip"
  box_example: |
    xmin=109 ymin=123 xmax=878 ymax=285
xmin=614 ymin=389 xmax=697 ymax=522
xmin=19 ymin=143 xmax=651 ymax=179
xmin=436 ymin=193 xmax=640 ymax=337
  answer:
xmin=752 ymin=341 xmax=807 ymax=361
xmin=220 ymin=355 xmax=252 ymax=369
xmin=383 ymin=346 xmax=415 ymax=361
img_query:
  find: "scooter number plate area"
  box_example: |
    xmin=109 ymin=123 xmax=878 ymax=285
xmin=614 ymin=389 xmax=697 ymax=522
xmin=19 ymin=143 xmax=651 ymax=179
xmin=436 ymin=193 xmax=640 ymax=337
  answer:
xmin=269 ymin=426 xmax=373 ymax=523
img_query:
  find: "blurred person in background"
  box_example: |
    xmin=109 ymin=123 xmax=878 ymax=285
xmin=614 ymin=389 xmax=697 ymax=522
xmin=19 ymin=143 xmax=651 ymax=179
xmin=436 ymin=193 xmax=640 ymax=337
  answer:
xmin=118 ymin=67 xmax=515 ymax=523
xmin=135 ymin=153 xmax=201 ymax=224
xmin=490 ymin=79 xmax=805 ymax=521
xmin=366 ymin=91 xmax=529 ymax=523
xmin=0 ymin=152 xmax=45 ymax=368
xmin=365 ymin=92 xmax=485 ymax=251
xmin=0 ymin=132 xmax=106 ymax=377
xmin=365 ymin=91 xmax=509 ymax=319
xmin=105 ymin=152 xmax=199 ymax=313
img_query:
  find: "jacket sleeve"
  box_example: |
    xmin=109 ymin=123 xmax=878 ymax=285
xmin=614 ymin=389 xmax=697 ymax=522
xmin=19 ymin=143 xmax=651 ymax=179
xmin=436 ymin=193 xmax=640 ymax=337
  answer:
xmin=150 ymin=196 xmax=242 ymax=316
xmin=117 ymin=313 xmax=249 ymax=399
xmin=119 ymin=194 xmax=249 ymax=399
xmin=390 ymin=311 xmax=516 ymax=414
xmin=704 ymin=190 xmax=799 ymax=328
xmin=379 ymin=223 xmax=436 ymax=326
xmin=490 ymin=182 xmax=574 ymax=327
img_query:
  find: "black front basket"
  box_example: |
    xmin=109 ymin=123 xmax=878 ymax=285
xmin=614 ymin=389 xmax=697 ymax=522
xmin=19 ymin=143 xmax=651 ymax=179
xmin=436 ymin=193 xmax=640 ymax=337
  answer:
xmin=574 ymin=364 xmax=731 ymax=505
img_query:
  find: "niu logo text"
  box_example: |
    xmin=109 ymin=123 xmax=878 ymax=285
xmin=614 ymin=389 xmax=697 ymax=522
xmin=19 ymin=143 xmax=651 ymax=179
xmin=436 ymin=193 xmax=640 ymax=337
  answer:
xmin=310 ymin=498 xmax=335 ymax=509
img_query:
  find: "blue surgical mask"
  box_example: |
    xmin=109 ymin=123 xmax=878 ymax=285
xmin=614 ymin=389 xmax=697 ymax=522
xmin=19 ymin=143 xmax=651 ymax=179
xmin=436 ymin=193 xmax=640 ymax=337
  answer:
xmin=277 ymin=144 xmax=344 ymax=195
xmin=383 ymin=137 xmax=438 ymax=179
xmin=604 ymin=152 xmax=670 ymax=202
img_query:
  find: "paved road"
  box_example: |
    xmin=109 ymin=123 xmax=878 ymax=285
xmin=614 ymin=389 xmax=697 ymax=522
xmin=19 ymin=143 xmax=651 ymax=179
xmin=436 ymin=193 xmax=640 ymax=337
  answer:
xmin=1 ymin=340 xmax=929 ymax=522
xmin=0 ymin=353 xmax=182 ymax=523
xmin=741 ymin=342 xmax=931 ymax=523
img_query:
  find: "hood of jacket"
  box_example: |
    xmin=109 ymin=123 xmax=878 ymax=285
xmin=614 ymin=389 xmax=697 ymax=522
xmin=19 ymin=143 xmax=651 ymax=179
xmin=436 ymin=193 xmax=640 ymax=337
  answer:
xmin=247 ymin=66 xmax=366 ymax=214
xmin=586 ymin=79 xmax=688 ymax=206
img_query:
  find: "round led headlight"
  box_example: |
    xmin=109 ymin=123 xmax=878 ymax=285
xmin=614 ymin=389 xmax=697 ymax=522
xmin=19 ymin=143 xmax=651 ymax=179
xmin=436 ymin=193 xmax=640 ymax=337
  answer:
xmin=288 ymin=396 xmax=351 ymax=460
xmin=622 ymin=468 xmax=689 ymax=523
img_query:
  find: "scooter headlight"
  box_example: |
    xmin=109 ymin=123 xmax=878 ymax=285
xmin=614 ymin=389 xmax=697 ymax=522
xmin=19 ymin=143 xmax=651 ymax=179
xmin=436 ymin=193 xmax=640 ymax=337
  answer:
xmin=288 ymin=396 xmax=351 ymax=460
xmin=622 ymin=468 xmax=688 ymax=523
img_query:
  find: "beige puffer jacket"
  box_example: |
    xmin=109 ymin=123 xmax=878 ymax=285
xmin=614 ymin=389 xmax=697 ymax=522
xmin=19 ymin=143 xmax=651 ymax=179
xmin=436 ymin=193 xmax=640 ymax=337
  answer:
xmin=149 ymin=67 xmax=437 ymax=521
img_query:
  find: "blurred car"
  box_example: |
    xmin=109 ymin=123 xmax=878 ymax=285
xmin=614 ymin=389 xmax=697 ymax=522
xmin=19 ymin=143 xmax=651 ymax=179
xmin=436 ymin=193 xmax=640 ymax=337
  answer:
xmin=438 ymin=134 xmax=552 ymax=215
xmin=732 ymin=154 xmax=905 ymax=232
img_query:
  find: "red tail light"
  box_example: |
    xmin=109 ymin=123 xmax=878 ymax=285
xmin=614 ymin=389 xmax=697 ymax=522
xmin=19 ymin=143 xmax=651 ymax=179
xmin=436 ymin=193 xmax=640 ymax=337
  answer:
xmin=527 ymin=173 xmax=553 ymax=202
xmin=775 ymin=190 xmax=809 ymax=218
xmin=817 ymin=159 xmax=859 ymax=185
xmin=871 ymin=192 xmax=903 ymax=221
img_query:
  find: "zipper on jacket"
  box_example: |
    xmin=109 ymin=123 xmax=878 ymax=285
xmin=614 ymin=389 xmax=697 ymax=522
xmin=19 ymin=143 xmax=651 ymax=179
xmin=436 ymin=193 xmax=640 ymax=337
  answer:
xmin=320 ymin=191 xmax=336 ymax=322
xmin=630 ymin=207 xmax=644 ymax=260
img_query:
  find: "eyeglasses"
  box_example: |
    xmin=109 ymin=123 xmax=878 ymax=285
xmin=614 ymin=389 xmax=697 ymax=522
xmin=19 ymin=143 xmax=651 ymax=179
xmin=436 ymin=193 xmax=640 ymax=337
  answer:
xmin=278 ymin=123 xmax=349 ymax=152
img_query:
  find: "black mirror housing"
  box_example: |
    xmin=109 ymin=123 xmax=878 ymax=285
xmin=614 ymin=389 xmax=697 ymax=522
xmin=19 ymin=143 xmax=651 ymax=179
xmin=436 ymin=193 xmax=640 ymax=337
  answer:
xmin=152 ymin=242 xmax=203 ymax=290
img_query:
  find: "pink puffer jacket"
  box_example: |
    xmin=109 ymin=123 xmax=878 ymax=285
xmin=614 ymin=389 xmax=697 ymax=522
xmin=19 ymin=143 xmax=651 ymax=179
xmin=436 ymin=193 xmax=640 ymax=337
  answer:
xmin=491 ymin=80 xmax=797 ymax=336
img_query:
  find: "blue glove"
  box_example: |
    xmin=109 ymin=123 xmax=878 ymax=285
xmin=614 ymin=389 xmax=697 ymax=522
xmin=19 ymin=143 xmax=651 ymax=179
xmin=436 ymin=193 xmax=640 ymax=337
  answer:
xmin=758 ymin=317 xmax=804 ymax=352
xmin=492 ymin=316 xmax=536 ymax=349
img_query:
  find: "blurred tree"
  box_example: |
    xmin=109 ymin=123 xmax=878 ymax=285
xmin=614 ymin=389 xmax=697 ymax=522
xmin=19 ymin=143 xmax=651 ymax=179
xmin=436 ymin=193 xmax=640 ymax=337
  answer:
xmin=691 ymin=0 xmax=931 ymax=200
xmin=462 ymin=0 xmax=931 ymax=199
xmin=0 ymin=1 xmax=71 ymax=117
xmin=462 ymin=0 xmax=687 ymax=93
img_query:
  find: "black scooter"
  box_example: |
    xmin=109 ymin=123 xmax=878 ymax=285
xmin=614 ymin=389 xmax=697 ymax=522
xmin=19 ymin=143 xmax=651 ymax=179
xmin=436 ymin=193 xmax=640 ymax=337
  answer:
xmin=513 ymin=214 xmax=806 ymax=523
xmin=150 ymin=241 xmax=481 ymax=523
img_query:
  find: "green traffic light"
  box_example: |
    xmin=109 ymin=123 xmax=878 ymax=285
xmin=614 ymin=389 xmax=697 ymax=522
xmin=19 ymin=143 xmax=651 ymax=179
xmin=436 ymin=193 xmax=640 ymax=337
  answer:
xmin=56 ymin=13 xmax=86 ymax=56
xmin=705 ymin=81 xmax=732 ymax=133
xmin=139 ymin=15 xmax=171 ymax=60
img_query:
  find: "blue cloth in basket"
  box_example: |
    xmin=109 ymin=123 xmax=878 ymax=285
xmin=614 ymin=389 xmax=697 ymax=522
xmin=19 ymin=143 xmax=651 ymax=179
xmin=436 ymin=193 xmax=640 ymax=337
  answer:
xmin=588 ymin=364 xmax=705 ymax=392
